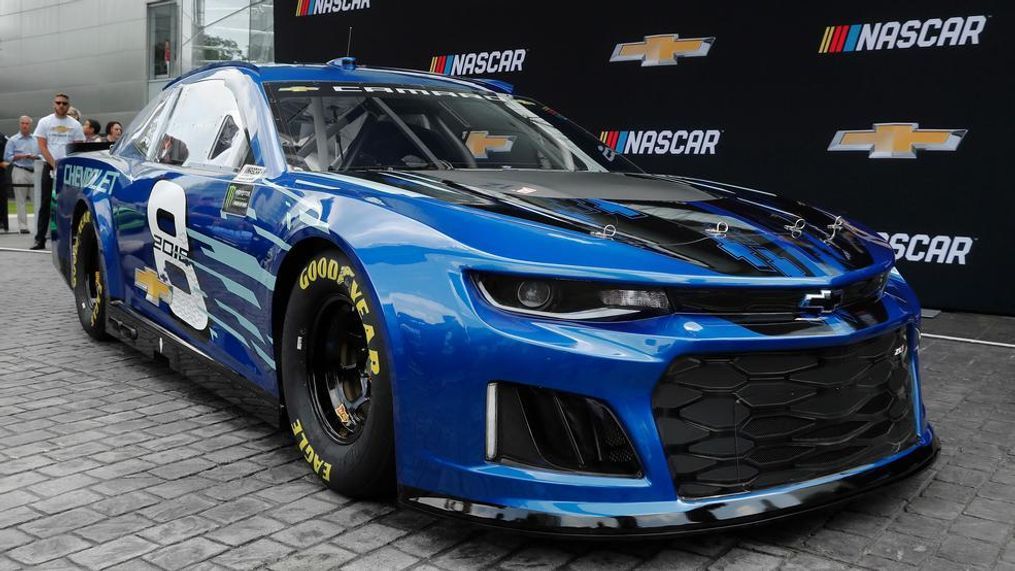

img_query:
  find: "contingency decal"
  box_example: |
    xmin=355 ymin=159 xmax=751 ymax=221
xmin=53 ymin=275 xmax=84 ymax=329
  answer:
xmin=222 ymin=165 xmax=265 ymax=216
xmin=136 ymin=180 xmax=210 ymax=331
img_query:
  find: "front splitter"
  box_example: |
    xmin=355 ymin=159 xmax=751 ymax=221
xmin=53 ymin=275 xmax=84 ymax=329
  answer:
xmin=398 ymin=433 xmax=938 ymax=539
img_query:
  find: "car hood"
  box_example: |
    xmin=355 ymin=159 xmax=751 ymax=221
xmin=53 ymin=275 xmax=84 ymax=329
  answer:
xmin=345 ymin=169 xmax=893 ymax=279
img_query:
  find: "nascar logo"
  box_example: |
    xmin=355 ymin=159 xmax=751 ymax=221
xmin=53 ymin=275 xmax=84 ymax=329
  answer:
xmin=819 ymin=15 xmax=986 ymax=53
xmin=878 ymin=233 xmax=974 ymax=265
xmin=429 ymin=49 xmax=526 ymax=76
xmin=828 ymin=123 xmax=966 ymax=159
xmin=296 ymin=0 xmax=370 ymax=16
xmin=599 ymin=130 xmax=721 ymax=155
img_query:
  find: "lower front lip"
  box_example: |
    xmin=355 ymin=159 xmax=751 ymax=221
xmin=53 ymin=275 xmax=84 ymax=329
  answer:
xmin=398 ymin=429 xmax=938 ymax=538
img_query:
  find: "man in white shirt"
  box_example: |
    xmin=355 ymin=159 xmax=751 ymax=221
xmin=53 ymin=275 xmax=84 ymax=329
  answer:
xmin=32 ymin=93 xmax=84 ymax=250
xmin=2 ymin=116 xmax=41 ymax=234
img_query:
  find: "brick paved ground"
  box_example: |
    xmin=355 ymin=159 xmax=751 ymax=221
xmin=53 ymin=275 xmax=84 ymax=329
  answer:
xmin=1 ymin=249 xmax=1013 ymax=570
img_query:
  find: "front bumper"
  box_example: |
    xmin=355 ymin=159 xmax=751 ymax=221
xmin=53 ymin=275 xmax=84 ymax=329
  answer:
xmin=383 ymin=262 xmax=930 ymax=536
xmin=401 ymin=430 xmax=937 ymax=537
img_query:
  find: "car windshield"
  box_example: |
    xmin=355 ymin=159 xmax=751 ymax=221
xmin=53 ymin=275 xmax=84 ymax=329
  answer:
xmin=266 ymin=82 xmax=642 ymax=174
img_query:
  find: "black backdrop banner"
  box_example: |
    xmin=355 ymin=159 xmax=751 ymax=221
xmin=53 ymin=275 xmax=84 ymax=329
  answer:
xmin=275 ymin=1 xmax=1013 ymax=315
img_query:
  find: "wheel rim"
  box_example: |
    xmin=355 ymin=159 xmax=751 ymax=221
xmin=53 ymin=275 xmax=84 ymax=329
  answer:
xmin=79 ymin=238 xmax=100 ymax=310
xmin=307 ymin=295 xmax=372 ymax=444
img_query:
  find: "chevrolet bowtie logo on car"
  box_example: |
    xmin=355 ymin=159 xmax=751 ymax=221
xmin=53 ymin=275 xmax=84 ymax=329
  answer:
xmin=610 ymin=34 xmax=715 ymax=66
xmin=464 ymin=131 xmax=515 ymax=159
xmin=800 ymin=289 xmax=844 ymax=313
xmin=828 ymin=123 xmax=967 ymax=159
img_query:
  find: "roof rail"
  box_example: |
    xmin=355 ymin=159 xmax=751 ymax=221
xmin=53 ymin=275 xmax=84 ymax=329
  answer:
xmin=164 ymin=60 xmax=260 ymax=90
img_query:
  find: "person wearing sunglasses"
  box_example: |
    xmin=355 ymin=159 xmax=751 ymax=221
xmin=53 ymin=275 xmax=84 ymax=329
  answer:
xmin=32 ymin=93 xmax=84 ymax=250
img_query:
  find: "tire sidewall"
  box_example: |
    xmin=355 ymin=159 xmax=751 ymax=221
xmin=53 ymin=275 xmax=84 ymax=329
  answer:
xmin=72 ymin=210 xmax=108 ymax=340
xmin=280 ymin=250 xmax=395 ymax=497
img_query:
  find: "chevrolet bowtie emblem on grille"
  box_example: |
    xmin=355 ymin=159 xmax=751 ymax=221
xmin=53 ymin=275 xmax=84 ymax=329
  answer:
xmin=800 ymin=289 xmax=844 ymax=313
xmin=464 ymin=131 xmax=515 ymax=159
xmin=610 ymin=34 xmax=715 ymax=66
xmin=828 ymin=123 xmax=967 ymax=159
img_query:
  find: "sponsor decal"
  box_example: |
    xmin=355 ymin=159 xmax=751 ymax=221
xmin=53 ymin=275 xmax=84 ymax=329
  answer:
xmin=464 ymin=131 xmax=515 ymax=158
xmin=878 ymin=233 xmax=974 ymax=265
xmin=599 ymin=129 xmax=721 ymax=155
xmin=296 ymin=0 xmax=370 ymax=17
xmin=63 ymin=164 xmax=118 ymax=192
xmin=610 ymin=33 xmax=714 ymax=67
xmin=429 ymin=49 xmax=526 ymax=76
xmin=828 ymin=123 xmax=966 ymax=159
xmin=819 ymin=15 xmax=987 ymax=53
xmin=135 ymin=267 xmax=172 ymax=305
xmin=331 ymin=85 xmax=508 ymax=101
xmin=278 ymin=86 xmax=320 ymax=93
xmin=222 ymin=165 xmax=263 ymax=216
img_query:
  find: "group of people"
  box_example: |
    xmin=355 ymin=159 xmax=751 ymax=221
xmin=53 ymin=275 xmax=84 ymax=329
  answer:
xmin=0 ymin=94 xmax=123 ymax=249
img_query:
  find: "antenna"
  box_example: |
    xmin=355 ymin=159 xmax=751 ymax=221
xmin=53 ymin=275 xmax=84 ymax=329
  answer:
xmin=346 ymin=27 xmax=353 ymax=56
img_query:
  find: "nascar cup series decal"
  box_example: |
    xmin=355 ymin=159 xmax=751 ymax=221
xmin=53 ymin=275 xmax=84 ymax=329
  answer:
xmin=222 ymin=164 xmax=265 ymax=216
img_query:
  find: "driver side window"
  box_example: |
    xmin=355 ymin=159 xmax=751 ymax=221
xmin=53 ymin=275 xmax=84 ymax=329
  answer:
xmin=156 ymin=80 xmax=251 ymax=171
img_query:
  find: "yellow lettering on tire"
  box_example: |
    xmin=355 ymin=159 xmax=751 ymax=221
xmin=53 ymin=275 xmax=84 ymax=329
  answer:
xmin=368 ymin=349 xmax=381 ymax=375
xmin=291 ymin=419 xmax=303 ymax=435
xmin=363 ymin=323 xmax=375 ymax=343
xmin=299 ymin=268 xmax=309 ymax=290
xmin=327 ymin=259 xmax=339 ymax=281
xmin=356 ymin=299 xmax=369 ymax=317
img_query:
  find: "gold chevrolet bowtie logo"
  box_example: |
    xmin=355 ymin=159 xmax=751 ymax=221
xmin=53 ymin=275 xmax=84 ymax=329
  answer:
xmin=610 ymin=34 xmax=715 ymax=66
xmin=828 ymin=123 xmax=967 ymax=159
xmin=278 ymin=86 xmax=319 ymax=93
xmin=464 ymin=131 xmax=515 ymax=159
xmin=135 ymin=267 xmax=172 ymax=305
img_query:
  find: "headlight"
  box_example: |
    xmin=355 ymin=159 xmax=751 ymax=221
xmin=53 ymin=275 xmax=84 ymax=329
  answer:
xmin=474 ymin=273 xmax=670 ymax=320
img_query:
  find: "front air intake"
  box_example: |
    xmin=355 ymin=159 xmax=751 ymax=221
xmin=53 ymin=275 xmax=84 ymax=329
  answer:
xmin=487 ymin=382 xmax=640 ymax=476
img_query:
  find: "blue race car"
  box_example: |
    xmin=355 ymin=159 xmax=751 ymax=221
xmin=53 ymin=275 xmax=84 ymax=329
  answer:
xmin=52 ymin=59 xmax=937 ymax=537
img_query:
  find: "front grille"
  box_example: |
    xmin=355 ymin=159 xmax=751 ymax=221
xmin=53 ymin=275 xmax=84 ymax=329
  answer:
xmin=653 ymin=329 xmax=917 ymax=498
xmin=668 ymin=272 xmax=888 ymax=315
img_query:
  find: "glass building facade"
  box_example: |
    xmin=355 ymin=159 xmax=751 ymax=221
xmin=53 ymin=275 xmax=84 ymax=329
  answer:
xmin=0 ymin=0 xmax=273 ymax=136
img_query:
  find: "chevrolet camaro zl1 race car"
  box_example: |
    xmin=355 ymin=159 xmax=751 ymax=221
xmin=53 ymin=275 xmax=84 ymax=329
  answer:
xmin=52 ymin=58 xmax=937 ymax=537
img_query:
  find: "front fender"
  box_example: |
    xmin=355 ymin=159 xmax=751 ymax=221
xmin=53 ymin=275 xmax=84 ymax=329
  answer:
xmin=53 ymin=155 xmax=128 ymax=301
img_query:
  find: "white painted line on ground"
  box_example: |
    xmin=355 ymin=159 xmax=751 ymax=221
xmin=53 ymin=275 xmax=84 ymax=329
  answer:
xmin=922 ymin=333 xmax=1015 ymax=349
xmin=0 ymin=247 xmax=50 ymax=254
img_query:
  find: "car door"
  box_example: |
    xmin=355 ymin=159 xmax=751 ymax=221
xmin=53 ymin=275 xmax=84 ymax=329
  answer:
xmin=111 ymin=77 xmax=276 ymax=382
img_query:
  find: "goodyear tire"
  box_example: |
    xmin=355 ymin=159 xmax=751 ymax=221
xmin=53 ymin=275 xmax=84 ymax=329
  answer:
xmin=280 ymin=250 xmax=395 ymax=497
xmin=71 ymin=210 xmax=111 ymax=341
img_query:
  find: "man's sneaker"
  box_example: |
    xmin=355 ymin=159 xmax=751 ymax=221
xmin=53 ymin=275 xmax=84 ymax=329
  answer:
xmin=29 ymin=242 xmax=46 ymax=250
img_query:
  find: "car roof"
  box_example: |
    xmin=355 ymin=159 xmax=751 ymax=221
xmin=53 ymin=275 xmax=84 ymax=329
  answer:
xmin=167 ymin=61 xmax=503 ymax=93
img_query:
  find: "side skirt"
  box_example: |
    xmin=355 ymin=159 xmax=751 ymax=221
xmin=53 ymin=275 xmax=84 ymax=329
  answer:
xmin=106 ymin=301 xmax=284 ymax=428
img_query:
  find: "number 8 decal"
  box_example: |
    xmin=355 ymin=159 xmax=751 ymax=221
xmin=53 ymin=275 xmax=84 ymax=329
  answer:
xmin=148 ymin=180 xmax=209 ymax=331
